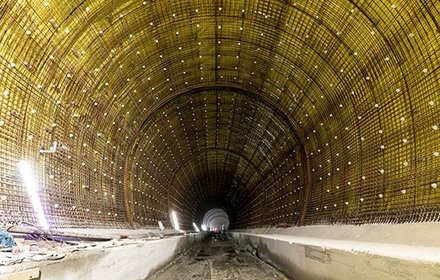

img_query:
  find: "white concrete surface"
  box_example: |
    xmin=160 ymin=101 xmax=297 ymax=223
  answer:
xmin=0 ymin=233 xmax=201 ymax=280
xmin=51 ymin=228 xmax=185 ymax=239
xmin=232 ymin=224 xmax=440 ymax=280
xmin=235 ymin=222 xmax=440 ymax=247
xmin=242 ymin=233 xmax=440 ymax=263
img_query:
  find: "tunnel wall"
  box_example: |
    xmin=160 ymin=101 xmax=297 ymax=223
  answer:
xmin=301 ymin=10 xmax=440 ymax=225
xmin=127 ymin=89 xmax=307 ymax=229
xmin=0 ymin=0 xmax=438 ymax=230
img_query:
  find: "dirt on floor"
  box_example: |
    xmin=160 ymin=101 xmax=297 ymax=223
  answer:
xmin=149 ymin=233 xmax=290 ymax=280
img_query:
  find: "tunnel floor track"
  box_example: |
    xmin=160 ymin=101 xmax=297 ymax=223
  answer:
xmin=149 ymin=235 xmax=290 ymax=280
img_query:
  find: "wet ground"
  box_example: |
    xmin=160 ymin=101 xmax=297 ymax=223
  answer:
xmin=149 ymin=233 xmax=289 ymax=280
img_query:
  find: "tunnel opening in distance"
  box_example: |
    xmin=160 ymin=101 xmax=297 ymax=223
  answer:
xmin=202 ymin=208 xmax=230 ymax=232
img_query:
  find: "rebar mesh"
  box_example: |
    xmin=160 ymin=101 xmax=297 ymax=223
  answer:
xmin=0 ymin=0 xmax=438 ymax=229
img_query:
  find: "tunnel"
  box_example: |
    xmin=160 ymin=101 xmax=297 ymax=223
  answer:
xmin=0 ymin=0 xmax=439 ymax=279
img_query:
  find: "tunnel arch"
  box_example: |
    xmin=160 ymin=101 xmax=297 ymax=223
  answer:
xmin=0 ymin=0 xmax=437 ymax=230
xmin=125 ymin=88 xmax=307 ymax=229
xmin=202 ymin=208 xmax=230 ymax=231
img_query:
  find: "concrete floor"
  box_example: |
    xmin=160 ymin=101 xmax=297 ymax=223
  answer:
xmin=149 ymin=234 xmax=289 ymax=280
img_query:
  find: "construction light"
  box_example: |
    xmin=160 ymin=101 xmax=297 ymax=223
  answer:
xmin=192 ymin=222 xmax=200 ymax=232
xmin=18 ymin=160 xmax=49 ymax=229
xmin=171 ymin=210 xmax=180 ymax=231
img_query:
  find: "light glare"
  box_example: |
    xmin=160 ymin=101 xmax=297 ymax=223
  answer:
xmin=172 ymin=210 xmax=180 ymax=231
xmin=192 ymin=222 xmax=200 ymax=232
xmin=18 ymin=160 xmax=49 ymax=229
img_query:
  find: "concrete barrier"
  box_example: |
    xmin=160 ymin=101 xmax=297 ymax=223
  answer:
xmin=232 ymin=224 xmax=440 ymax=280
xmin=1 ymin=233 xmax=201 ymax=280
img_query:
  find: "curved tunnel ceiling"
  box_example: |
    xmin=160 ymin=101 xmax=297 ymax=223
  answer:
xmin=127 ymin=88 xmax=304 ymax=228
xmin=0 ymin=0 xmax=438 ymax=229
xmin=202 ymin=208 xmax=230 ymax=230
